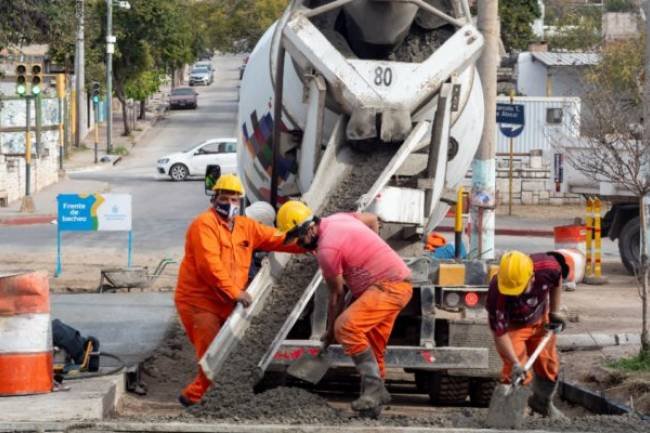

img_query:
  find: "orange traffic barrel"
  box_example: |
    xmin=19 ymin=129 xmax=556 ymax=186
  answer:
xmin=554 ymin=224 xmax=586 ymax=254
xmin=0 ymin=271 xmax=52 ymax=395
xmin=554 ymin=248 xmax=586 ymax=290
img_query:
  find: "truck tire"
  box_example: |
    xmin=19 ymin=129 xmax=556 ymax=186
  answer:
xmin=619 ymin=216 xmax=640 ymax=274
xmin=417 ymin=372 xmax=469 ymax=405
xmin=469 ymin=377 xmax=498 ymax=407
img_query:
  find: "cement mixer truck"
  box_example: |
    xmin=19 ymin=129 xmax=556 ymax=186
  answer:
xmin=203 ymin=0 xmax=502 ymax=406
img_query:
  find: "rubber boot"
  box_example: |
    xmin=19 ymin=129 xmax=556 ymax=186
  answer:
xmin=528 ymin=376 xmax=568 ymax=420
xmin=351 ymin=349 xmax=391 ymax=417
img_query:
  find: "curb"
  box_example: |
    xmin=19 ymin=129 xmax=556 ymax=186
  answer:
xmin=437 ymin=225 xmax=553 ymax=238
xmin=0 ymin=214 xmax=56 ymax=226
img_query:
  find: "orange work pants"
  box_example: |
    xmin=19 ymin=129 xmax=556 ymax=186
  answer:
xmin=499 ymin=317 xmax=559 ymax=384
xmin=176 ymin=302 xmax=227 ymax=403
xmin=334 ymin=280 xmax=412 ymax=378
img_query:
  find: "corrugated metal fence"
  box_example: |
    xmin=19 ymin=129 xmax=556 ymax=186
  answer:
xmin=495 ymin=96 xmax=580 ymax=157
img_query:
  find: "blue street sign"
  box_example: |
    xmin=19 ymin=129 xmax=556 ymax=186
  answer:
xmin=500 ymin=125 xmax=524 ymax=138
xmin=496 ymin=103 xmax=525 ymax=125
xmin=497 ymin=103 xmax=525 ymax=138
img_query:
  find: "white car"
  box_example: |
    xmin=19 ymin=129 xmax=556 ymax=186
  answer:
xmin=157 ymin=138 xmax=237 ymax=181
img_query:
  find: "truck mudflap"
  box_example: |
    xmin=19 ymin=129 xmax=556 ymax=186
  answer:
xmin=266 ymin=340 xmax=488 ymax=372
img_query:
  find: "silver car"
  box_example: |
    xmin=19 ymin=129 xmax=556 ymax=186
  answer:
xmin=189 ymin=66 xmax=212 ymax=86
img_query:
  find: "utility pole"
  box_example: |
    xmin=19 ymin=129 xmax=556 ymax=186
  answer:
xmin=643 ymin=0 xmax=650 ymax=261
xmin=470 ymin=0 xmax=499 ymax=259
xmin=75 ymin=0 xmax=86 ymax=148
xmin=106 ymin=0 xmax=114 ymax=154
xmin=19 ymin=96 xmax=35 ymax=213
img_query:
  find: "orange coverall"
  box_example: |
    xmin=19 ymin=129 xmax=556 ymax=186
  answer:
xmin=175 ymin=208 xmax=302 ymax=403
xmin=498 ymin=316 xmax=559 ymax=385
xmin=334 ymin=280 xmax=412 ymax=378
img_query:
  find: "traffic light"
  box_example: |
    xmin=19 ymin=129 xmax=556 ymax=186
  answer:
xmin=91 ymin=81 xmax=101 ymax=103
xmin=16 ymin=64 xmax=27 ymax=96
xmin=31 ymin=64 xmax=43 ymax=95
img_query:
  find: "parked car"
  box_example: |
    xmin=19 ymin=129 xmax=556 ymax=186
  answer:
xmin=169 ymin=87 xmax=198 ymax=109
xmin=157 ymin=138 xmax=237 ymax=181
xmin=189 ymin=66 xmax=212 ymax=86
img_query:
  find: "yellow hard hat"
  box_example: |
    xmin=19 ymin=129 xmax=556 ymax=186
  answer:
xmin=276 ymin=200 xmax=313 ymax=234
xmin=497 ymin=251 xmax=534 ymax=296
xmin=212 ymin=174 xmax=245 ymax=195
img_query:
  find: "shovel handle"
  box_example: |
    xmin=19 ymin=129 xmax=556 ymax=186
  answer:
xmin=523 ymin=330 xmax=555 ymax=372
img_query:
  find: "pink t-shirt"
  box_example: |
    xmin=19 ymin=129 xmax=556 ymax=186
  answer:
xmin=316 ymin=213 xmax=411 ymax=297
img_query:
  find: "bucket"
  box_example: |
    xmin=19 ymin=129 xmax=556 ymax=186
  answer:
xmin=0 ymin=272 xmax=52 ymax=395
xmin=554 ymin=225 xmax=586 ymax=255
xmin=555 ymin=249 xmax=586 ymax=289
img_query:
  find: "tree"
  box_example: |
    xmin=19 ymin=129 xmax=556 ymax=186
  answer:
xmin=0 ymin=0 xmax=74 ymax=51
xmin=97 ymin=0 xmax=203 ymax=135
xmin=545 ymin=5 xmax=602 ymax=51
xmin=557 ymin=35 xmax=649 ymax=359
xmin=499 ymin=0 xmax=542 ymax=52
xmin=200 ymin=0 xmax=288 ymax=52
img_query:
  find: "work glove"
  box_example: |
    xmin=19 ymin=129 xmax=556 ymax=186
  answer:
xmin=548 ymin=311 xmax=567 ymax=333
xmin=510 ymin=363 xmax=527 ymax=385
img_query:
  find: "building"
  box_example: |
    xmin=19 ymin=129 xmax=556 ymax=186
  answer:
xmin=516 ymin=51 xmax=600 ymax=98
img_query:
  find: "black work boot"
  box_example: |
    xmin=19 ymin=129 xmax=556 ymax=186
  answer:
xmin=528 ymin=376 xmax=568 ymax=420
xmin=351 ymin=349 xmax=390 ymax=418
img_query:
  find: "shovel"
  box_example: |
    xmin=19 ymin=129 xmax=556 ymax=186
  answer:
xmin=486 ymin=329 xmax=556 ymax=429
xmin=286 ymin=348 xmax=332 ymax=384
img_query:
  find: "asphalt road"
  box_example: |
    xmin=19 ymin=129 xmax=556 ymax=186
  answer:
xmin=1 ymin=54 xmax=243 ymax=256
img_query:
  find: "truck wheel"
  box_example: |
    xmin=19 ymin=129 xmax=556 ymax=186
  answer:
xmin=419 ymin=372 xmax=469 ymax=405
xmin=469 ymin=378 xmax=498 ymax=407
xmin=619 ymin=216 xmax=640 ymax=274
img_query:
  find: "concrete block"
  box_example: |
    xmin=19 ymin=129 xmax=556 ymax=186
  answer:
xmin=522 ymin=180 xmax=545 ymax=192
xmin=550 ymin=197 xmax=565 ymax=206
xmin=530 ymin=155 xmax=543 ymax=169
xmin=0 ymin=374 xmax=124 ymax=421
xmin=438 ymin=263 xmax=466 ymax=286
xmin=521 ymin=191 xmax=534 ymax=204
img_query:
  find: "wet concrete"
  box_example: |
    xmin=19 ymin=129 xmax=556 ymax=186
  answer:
xmin=190 ymin=148 xmax=395 ymax=422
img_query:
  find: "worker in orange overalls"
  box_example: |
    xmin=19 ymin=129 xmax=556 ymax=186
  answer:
xmin=486 ymin=250 xmax=569 ymax=419
xmin=175 ymin=174 xmax=302 ymax=407
xmin=276 ymin=201 xmax=412 ymax=417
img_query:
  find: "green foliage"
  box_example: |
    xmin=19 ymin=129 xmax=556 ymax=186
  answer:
xmin=0 ymin=0 xmax=75 ymax=50
xmin=609 ymin=352 xmax=650 ymax=372
xmin=546 ymin=4 xmax=602 ymax=51
xmin=199 ymin=0 xmax=288 ymax=52
xmin=112 ymin=145 xmax=130 ymax=156
xmin=605 ymin=0 xmax=637 ymax=13
xmin=585 ymin=36 xmax=644 ymax=107
xmin=499 ymin=0 xmax=542 ymax=52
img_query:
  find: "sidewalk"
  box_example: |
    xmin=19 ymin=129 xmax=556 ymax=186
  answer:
xmin=437 ymin=204 xmax=584 ymax=237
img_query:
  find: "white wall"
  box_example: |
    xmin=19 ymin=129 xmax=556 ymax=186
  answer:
xmin=516 ymin=53 xmax=547 ymax=97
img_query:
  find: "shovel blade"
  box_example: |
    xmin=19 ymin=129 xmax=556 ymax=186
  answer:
xmin=286 ymin=353 xmax=331 ymax=384
xmin=486 ymin=383 xmax=530 ymax=429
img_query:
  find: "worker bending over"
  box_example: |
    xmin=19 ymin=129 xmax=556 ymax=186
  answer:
xmin=175 ymin=175 xmax=302 ymax=407
xmin=486 ymin=250 xmax=569 ymax=419
xmin=277 ymin=201 xmax=412 ymax=417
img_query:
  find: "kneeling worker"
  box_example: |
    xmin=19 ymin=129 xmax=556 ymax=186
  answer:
xmin=486 ymin=250 xmax=569 ymax=419
xmin=277 ymin=201 xmax=412 ymax=416
xmin=175 ymin=175 xmax=303 ymax=407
